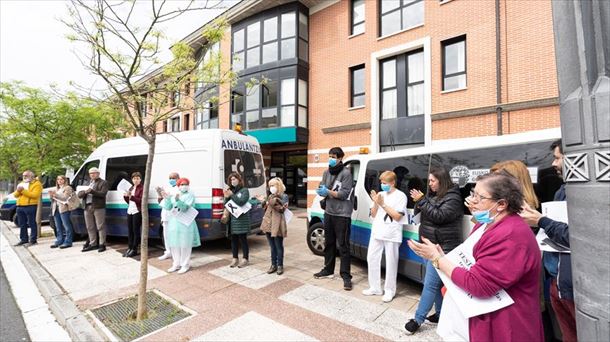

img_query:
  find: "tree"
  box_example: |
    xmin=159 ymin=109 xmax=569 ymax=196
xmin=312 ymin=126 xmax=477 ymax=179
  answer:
xmin=0 ymin=81 xmax=126 ymax=230
xmin=63 ymin=0 xmax=238 ymax=320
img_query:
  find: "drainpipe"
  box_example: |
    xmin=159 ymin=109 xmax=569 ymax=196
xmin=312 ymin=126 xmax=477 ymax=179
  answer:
xmin=495 ymin=0 xmax=503 ymax=135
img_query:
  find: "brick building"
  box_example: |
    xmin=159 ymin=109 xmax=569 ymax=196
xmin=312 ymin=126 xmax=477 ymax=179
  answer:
xmin=148 ymin=0 xmax=560 ymax=208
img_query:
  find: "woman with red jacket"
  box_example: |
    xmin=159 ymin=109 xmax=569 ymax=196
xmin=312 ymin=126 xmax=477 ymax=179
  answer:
xmin=123 ymin=172 xmax=143 ymax=258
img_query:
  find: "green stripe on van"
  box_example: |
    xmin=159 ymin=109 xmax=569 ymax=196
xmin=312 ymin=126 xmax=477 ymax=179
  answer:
xmin=106 ymin=202 xmax=211 ymax=209
xmin=310 ymin=211 xmax=419 ymax=240
xmin=245 ymin=127 xmax=297 ymax=144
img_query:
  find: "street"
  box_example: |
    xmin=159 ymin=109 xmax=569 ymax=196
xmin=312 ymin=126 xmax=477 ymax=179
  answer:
xmin=0 ymin=210 xmax=440 ymax=341
xmin=0 ymin=263 xmax=30 ymax=342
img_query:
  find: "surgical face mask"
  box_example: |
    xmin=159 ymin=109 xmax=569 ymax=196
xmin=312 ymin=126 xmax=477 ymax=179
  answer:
xmin=269 ymin=186 xmax=278 ymax=194
xmin=179 ymin=185 xmax=189 ymax=193
xmin=472 ymin=202 xmax=500 ymax=224
xmin=231 ymin=180 xmax=239 ymax=187
xmin=169 ymin=179 xmax=177 ymax=187
xmin=380 ymin=183 xmax=391 ymax=192
xmin=328 ymin=158 xmax=337 ymax=167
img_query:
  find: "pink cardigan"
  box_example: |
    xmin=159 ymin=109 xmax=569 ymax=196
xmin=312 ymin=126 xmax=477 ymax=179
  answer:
xmin=451 ymin=214 xmax=543 ymax=342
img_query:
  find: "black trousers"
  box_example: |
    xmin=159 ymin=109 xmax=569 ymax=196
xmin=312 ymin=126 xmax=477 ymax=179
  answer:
xmin=231 ymin=233 xmax=249 ymax=259
xmin=323 ymin=213 xmax=352 ymax=280
xmin=127 ymin=212 xmax=142 ymax=250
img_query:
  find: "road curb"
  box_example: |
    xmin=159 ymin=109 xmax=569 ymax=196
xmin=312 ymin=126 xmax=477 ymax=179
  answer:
xmin=1 ymin=222 xmax=107 ymax=341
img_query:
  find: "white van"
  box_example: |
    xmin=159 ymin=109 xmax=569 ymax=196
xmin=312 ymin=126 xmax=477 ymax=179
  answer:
xmin=307 ymin=128 xmax=563 ymax=283
xmin=69 ymin=129 xmax=266 ymax=241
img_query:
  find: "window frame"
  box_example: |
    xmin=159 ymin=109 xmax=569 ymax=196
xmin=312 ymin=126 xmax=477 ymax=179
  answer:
xmin=350 ymin=64 xmax=366 ymax=108
xmin=379 ymin=48 xmax=425 ymax=119
xmin=441 ymin=35 xmax=467 ymax=91
xmin=379 ymin=0 xmax=424 ymax=38
xmin=351 ymin=0 xmax=365 ymax=35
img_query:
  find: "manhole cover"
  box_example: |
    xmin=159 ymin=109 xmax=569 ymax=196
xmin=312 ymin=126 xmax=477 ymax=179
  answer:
xmin=91 ymin=291 xmax=192 ymax=341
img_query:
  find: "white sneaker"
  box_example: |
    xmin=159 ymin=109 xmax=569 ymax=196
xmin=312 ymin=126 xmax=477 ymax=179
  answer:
xmin=177 ymin=266 xmax=190 ymax=274
xmin=167 ymin=266 xmax=180 ymax=273
xmin=158 ymin=253 xmax=171 ymax=260
xmin=382 ymin=292 xmax=394 ymax=302
xmin=362 ymin=288 xmax=383 ymax=296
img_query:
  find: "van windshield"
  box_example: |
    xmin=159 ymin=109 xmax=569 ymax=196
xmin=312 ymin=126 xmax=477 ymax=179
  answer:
xmin=224 ymin=150 xmax=265 ymax=188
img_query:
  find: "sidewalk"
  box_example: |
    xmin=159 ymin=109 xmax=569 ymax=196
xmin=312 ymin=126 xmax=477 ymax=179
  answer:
xmin=1 ymin=213 xmax=441 ymax=341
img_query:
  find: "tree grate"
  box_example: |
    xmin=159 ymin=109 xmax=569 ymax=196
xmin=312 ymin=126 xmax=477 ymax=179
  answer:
xmin=91 ymin=291 xmax=191 ymax=341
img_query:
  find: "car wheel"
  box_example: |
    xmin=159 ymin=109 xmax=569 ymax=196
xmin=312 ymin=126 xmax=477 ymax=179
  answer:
xmin=307 ymin=222 xmax=325 ymax=256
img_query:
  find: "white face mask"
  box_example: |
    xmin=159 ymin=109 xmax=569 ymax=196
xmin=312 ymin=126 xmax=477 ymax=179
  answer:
xmin=179 ymin=185 xmax=189 ymax=192
xmin=231 ymin=180 xmax=239 ymax=187
xmin=269 ymin=186 xmax=278 ymax=194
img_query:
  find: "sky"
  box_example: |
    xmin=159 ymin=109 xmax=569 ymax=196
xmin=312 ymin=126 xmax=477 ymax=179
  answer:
xmin=0 ymin=0 xmax=234 ymax=95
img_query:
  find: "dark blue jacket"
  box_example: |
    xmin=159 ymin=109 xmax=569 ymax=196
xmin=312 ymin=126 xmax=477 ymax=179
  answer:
xmin=540 ymin=184 xmax=573 ymax=300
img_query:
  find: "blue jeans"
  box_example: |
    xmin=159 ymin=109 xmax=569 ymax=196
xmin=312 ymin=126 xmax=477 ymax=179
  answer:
xmin=414 ymin=259 xmax=444 ymax=324
xmin=17 ymin=205 xmax=37 ymax=243
xmin=266 ymin=233 xmax=284 ymax=267
xmin=54 ymin=211 xmax=73 ymax=246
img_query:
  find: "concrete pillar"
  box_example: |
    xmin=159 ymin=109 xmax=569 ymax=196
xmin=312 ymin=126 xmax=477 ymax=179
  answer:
xmin=551 ymin=0 xmax=610 ymax=340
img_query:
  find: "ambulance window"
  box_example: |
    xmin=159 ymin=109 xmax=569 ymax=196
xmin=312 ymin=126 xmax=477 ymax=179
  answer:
xmin=106 ymin=155 xmax=147 ymax=190
xmin=365 ymin=154 xmax=430 ymax=208
xmin=431 ymin=141 xmax=559 ymax=213
xmin=71 ymin=160 xmax=100 ymax=187
xmin=224 ymin=150 xmax=265 ymax=188
xmin=345 ymin=161 xmax=360 ymax=185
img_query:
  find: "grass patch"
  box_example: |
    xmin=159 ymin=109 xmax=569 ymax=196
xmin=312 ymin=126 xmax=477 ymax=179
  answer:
xmin=91 ymin=291 xmax=191 ymax=341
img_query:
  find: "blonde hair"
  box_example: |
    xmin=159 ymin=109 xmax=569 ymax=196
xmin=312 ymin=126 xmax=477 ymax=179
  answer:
xmin=268 ymin=177 xmax=286 ymax=195
xmin=490 ymin=160 xmax=539 ymax=209
xmin=379 ymin=171 xmax=397 ymax=184
xmin=56 ymin=175 xmax=69 ymax=189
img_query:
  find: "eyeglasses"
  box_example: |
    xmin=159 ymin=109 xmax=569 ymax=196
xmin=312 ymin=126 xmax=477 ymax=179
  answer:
xmin=470 ymin=190 xmax=494 ymax=202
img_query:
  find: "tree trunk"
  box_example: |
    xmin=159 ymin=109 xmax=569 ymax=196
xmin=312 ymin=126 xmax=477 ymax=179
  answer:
xmin=136 ymin=135 xmax=156 ymax=321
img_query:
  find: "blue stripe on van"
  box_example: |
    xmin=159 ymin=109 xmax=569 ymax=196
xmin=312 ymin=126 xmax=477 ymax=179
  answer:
xmin=310 ymin=211 xmax=424 ymax=264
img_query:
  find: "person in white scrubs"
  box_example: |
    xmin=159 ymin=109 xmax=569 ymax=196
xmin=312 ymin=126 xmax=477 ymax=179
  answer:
xmin=363 ymin=170 xmax=408 ymax=302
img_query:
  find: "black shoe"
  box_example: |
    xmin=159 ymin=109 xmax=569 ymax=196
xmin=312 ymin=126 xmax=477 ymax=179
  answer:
xmin=313 ymin=270 xmax=334 ymax=279
xmin=343 ymin=278 xmax=353 ymax=291
xmin=59 ymin=244 xmax=72 ymax=249
xmin=14 ymin=241 xmax=28 ymax=246
xmin=125 ymin=249 xmax=137 ymax=257
xmin=404 ymin=319 xmax=420 ymax=334
xmin=27 ymin=241 xmax=37 ymax=246
xmin=427 ymin=312 xmax=440 ymax=323
xmin=277 ymin=266 xmax=284 ymax=275
xmin=267 ymin=265 xmax=278 ymax=274
xmin=98 ymin=245 xmax=106 ymax=252
xmin=81 ymin=243 xmax=90 ymax=251
xmin=50 ymin=244 xmax=59 ymax=249
xmin=123 ymin=249 xmax=132 ymax=257
xmin=82 ymin=244 xmax=99 ymax=252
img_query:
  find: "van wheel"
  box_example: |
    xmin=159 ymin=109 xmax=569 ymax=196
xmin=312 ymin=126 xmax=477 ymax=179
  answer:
xmin=307 ymin=222 xmax=325 ymax=256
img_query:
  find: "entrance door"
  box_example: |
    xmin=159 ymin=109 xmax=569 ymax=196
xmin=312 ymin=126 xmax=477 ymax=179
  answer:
xmin=270 ymin=150 xmax=307 ymax=207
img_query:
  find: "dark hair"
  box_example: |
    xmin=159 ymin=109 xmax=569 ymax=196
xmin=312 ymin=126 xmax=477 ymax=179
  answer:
xmin=131 ymin=172 xmax=142 ymax=178
xmin=476 ymin=170 xmax=524 ymax=214
xmin=550 ymin=139 xmax=563 ymax=154
xmin=329 ymin=147 xmax=345 ymax=159
xmin=227 ymin=172 xmax=243 ymax=187
xmin=429 ymin=166 xmax=454 ymax=199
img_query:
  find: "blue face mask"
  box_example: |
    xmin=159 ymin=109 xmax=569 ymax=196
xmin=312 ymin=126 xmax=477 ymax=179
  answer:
xmin=472 ymin=203 xmax=499 ymax=224
xmin=380 ymin=184 xmax=391 ymax=192
xmin=328 ymin=158 xmax=337 ymax=167
xmin=169 ymin=179 xmax=177 ymax=187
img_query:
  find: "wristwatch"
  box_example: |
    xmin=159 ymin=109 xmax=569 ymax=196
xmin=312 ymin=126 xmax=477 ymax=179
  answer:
xmin=432 ymin=255 xmax=443 ymax=269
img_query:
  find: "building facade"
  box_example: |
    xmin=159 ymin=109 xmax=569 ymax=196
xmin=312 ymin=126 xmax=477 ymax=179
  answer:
xmin=150 ymin=0 xmax=560 ymax=208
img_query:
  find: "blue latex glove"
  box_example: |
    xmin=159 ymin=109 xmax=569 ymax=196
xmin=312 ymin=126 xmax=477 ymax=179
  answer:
xmin=316 ymin=185 xmax=329 ymax=197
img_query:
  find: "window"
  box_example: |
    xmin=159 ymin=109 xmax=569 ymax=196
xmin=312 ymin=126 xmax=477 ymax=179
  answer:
xmin=246 ymin=86 xmax=260 ymax=129
xmin=380 ymin=49 xmax=425 ymax=119
xmin=380 ymin=0 xmax=424 ymax=37
xmin=171 ymin=90 xmax=180 ymax=107
xmin=138 ymin=97 xmax=147 ymax=117
xmin=350 ymin=65 xmax=365 ymax=107
xmin=195 ymin=102 xmax=219 ymax=129
xmin=183 ymin=113 xmax=190 ymax=131
xmin=442 ymin=36 xmax=466 ymax=91
xmin=351 ymin=0 xmax=365 ymax=35
xmin=281 ymin=78 xmax=295 ymax=127
xmin=224 ymin=150 xmax=265 ymax=188
xmin=233 ymin=29 xmax=245 ymax=71
xmin=261 ymin=80 xmax=278 ymax=128
xmin=197 ymin=42 xmax=220 ymax=91
xmin=281 ymin=13 xmax=296 ymax=59
xmin=298 ymin=79 xmax=308 ymax=127
xmin=298 ymin=13 xmax=308 ymax=62
xmin=106 ymin=155 xmax=147 ymax=191
xmin=170 ymin=116 xmax=181 ymax=132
